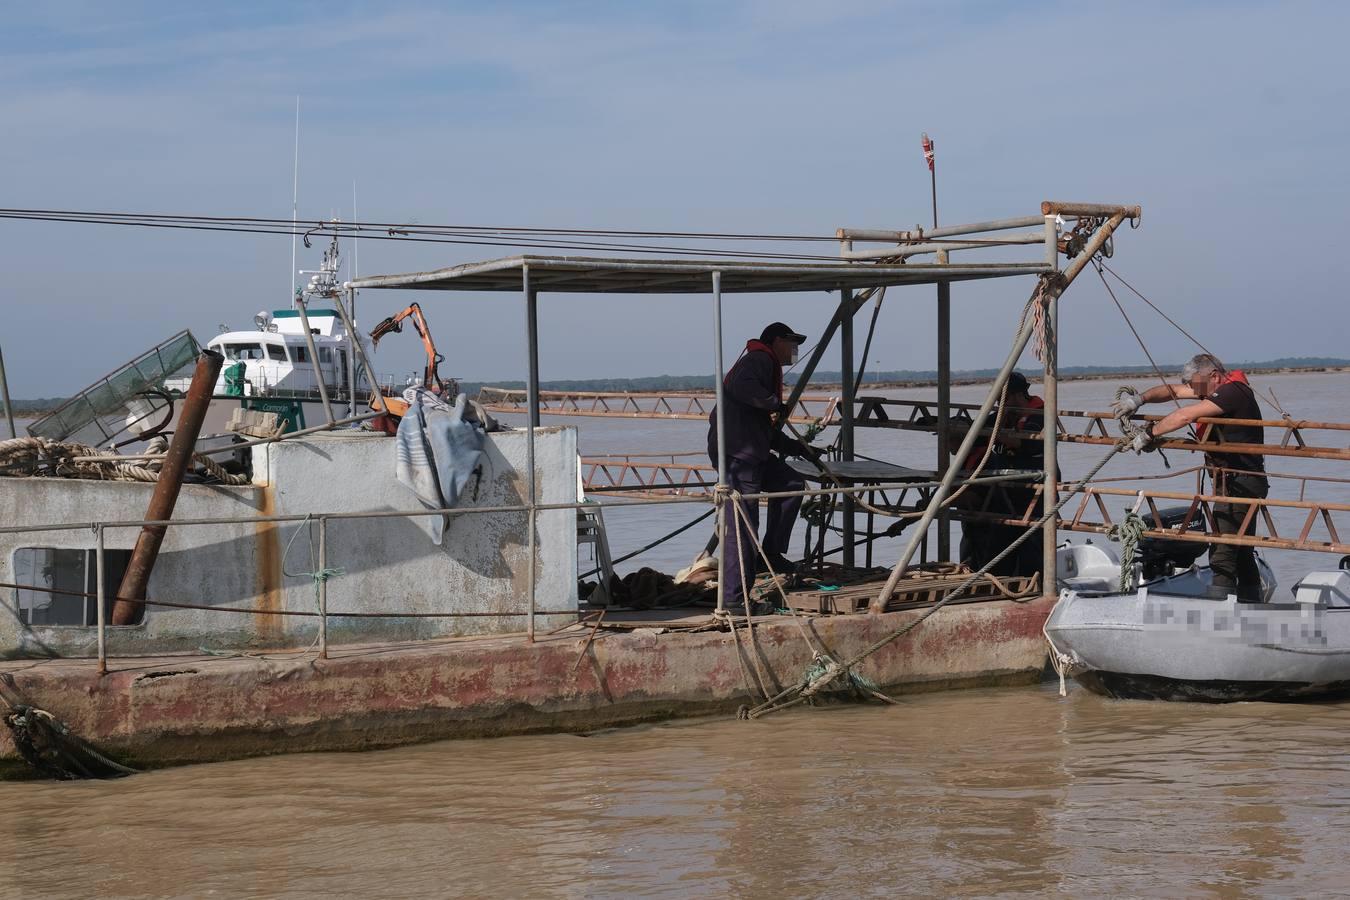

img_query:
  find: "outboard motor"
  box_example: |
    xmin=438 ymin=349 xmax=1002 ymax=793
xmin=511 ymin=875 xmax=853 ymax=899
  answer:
xmin=1136 ymin=506 xmax=1209 ymax=580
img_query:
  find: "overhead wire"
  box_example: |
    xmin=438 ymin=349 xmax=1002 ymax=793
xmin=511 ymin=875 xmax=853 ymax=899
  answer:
xmin=0 ymin=207 xmax=1049 ymax=263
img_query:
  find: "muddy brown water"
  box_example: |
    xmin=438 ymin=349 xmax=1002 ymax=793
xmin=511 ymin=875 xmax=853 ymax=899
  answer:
xmin=5 ymin=683 xmax=1350 ymax=897
xmin=3 ymin=374 xmax=1348 ymax=896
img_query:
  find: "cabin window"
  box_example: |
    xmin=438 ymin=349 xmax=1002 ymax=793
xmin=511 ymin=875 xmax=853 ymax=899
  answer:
xmin=12 ymin=548 xmax=139 ymax=627
xmin=318 ymin=347 xmax=332 ymax=364
xmin=292 ymin=346 xmax=309 ymax=363
xmin=224 ymin=343 xmax=265 ymax=361
xmin=267 ymin=344 xmax=287 ymax=361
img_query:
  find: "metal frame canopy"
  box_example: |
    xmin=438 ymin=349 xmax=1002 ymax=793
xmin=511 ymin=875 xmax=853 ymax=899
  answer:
xmin=337 ymin=202 xmax=1141 ymax=621
xmin=347 ymin=254 xmax=1051 ymax=294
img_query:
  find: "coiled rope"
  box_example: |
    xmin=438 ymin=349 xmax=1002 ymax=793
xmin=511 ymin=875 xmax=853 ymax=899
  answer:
xmin=0 ymin=436 xmax=249 ymax=485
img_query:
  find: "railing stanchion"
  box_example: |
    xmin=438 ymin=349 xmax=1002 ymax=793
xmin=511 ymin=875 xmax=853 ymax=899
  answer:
xmin=318 ymin=516 xmax=329 ymax=659
xmin=95 ymin=525 xmax=107 ymax=675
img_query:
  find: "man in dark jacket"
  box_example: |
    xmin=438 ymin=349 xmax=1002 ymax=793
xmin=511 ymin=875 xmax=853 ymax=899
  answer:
xmin=708 ymin=322 xmax=810 ymax=610
xmin=1113 ymin=353 xmax=1270 ymax=601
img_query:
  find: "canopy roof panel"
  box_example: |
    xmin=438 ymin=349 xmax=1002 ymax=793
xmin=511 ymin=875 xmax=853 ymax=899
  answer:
xmin=348 ymin=255 xmax=1052 ymax=294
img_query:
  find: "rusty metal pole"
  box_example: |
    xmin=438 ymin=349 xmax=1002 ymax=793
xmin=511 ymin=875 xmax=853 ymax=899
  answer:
xmin=111 ymin=349 xmax=223 ymax=625
xmin=1041 ymin=215 xmax=1061 ymax=593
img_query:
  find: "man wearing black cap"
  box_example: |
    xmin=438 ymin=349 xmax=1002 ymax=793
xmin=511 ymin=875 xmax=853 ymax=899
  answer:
xmin=707 ymin=322 xmax=811 ymax=610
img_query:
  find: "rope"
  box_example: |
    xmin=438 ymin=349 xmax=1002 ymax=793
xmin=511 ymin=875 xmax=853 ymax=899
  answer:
xmin=0 ymin=675 xmax=136 ymax=780
xmin=1107 ymin=509 xmax=1148 ymax=592
xmin=743 ymin=436 xmax=1132 ymax=720
xmin=0 ymin=436 xmax=249 ymax=485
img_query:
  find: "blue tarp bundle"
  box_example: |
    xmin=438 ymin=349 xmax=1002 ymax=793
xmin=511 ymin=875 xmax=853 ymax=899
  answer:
xmin=395 ymin=389 xmax=487 ymax=544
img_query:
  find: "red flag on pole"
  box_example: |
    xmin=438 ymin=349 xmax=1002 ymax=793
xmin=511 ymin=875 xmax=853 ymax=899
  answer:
xmin=921 ymin=133 xmax=935 ymax=172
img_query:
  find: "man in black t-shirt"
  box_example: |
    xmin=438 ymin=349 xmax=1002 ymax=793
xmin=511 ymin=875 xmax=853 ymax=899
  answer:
xmin=1112 ymin=353 xmax=1270 ymax=601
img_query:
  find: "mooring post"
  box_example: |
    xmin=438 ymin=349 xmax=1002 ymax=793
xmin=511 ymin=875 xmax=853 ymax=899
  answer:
xmin=95 ymin=524 xmax=107 ymax=675
xmin=318 ymin=516 xmax=329 ymax=659
xmin=712 ymin=270 xmax=727 ymax=615
xmin=112 ymin=349 xmax=224 ymax=625
xmin=523 ymin=266 xmax=538 ymax=641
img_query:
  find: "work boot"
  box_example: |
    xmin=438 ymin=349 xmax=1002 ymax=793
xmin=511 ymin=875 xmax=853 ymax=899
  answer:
xmin=764 ymin=553 xmax=798 ymax=576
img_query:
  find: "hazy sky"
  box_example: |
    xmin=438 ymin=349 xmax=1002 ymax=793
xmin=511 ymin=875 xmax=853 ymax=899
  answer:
xmin=2 ymin=1 xmax=1346 ymax=397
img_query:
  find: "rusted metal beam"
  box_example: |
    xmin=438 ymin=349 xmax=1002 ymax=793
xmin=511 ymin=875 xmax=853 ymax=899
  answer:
xmin=478 ymin=387 xmax=839 ymax=426
xmin=1040 ymin=201 xmax=1142 ymax=219
xmin=111 ymin=349 xmax=223 ymax=626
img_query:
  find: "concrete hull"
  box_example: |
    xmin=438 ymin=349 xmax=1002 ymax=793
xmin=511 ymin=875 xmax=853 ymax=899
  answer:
xmin=0 ymin=595 xmax=1053 ymax=776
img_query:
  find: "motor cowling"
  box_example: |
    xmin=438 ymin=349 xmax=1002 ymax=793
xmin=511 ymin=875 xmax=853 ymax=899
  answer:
xmin=1137 ymin=506 xmax=1209 ymax=580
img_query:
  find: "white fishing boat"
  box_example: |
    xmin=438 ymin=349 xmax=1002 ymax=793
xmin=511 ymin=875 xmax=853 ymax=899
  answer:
xmin=1047 ymin=518 xmax=1350 ymax=702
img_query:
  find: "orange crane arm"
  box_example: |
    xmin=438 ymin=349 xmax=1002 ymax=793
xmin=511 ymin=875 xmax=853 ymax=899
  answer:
xmin=368 ymin=302 xmax=447 ymax=417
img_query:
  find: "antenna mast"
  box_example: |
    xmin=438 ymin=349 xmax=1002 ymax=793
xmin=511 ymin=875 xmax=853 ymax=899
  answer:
xmin=290 ymin=96 xmax=300 ymax=309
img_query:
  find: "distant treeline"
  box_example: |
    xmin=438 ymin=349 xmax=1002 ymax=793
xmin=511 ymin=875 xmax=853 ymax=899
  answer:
xmin=11 ymin=358 xmax=1349 ymax=414
xmin=462 ymin=356 xmax=1350 ymax=396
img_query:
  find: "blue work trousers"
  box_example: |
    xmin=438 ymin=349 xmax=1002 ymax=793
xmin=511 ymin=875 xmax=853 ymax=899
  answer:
xmin=718 ymin=455 xmax=805 ymax=607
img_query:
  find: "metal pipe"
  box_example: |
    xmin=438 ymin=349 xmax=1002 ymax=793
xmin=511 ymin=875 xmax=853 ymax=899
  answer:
xmin=1041 ymin=215 xmax=1060 ymax=587
xmin=871 ymin=212 xmax=1128 ymax=612
xmin=839 ymin=231 xmax=1047 ymax=261
xmin=95 ymin=525 xmax=107 ymax=675
xmin=1040 ymin=201 xmax=1141 ymax=219
xmin=293 ymin=296 xmax=336 ymax=425
xmin=0 ymin=345 xmax=15 ymax=439
xmin=712 ymin=270 xmax=727 ymax=615
xmin=836 ymin=216 xmax=1045 ymax=243
xmin=936 ymin=273 xmax=951 ymax=560
xmin=318 ymin=516 xmax=329 ymax=659
xmin=347 ymin=289 xmax=359 ymax=418
xmin=839 ymin=289 xmax=856 ymax=567
xmin=1041 ymin=288 xmax=1059 ymax=594
xmin=523 ymin=267 xmax=538 ymax=642
xmin=111 ymin=349 xmax=224 ymax=625
xmin=335 ymin=287 xmax=387 ymax=414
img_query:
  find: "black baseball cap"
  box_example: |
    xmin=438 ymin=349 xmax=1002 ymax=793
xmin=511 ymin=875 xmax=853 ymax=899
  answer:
xmin=760 ymin=322 xmax=807 ymax=344
xmin=1007 ymin=372 xmax=1031 ymax=394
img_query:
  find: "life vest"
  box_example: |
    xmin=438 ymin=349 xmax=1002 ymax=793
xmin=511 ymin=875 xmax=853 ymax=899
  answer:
xmin=723 ymin=339 xmax=783 ymax=402
xmin=1195 ymin=370 xmax=1248 ymax=444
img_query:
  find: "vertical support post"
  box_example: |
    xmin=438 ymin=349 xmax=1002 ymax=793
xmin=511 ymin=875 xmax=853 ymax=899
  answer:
xmin=936 ymin=254 xmax=952 ymax=560
xmin=347 ymin=289 xmax=359 ymax=418
xmin=335 ymin=287 xmax=386 ymax=413
xmin=839 ymin=288 xmax=856 ymax=567
xmin=712 ymin=271 xmax=727 ymax=615
xmin=318 ymin=516 xmax=329 ymax=659
xmin=0 ymin=345 xmax=15 ymax=439
xmin=95 ymin=525 xmax=107 ymax=675
xmin=523 ymin=266 xmax=538 ymax=641
xmin=293 ymin=295 xmax=336 ymax=425
xmin=1041 ymin=215 xmax=1061 ymax=593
